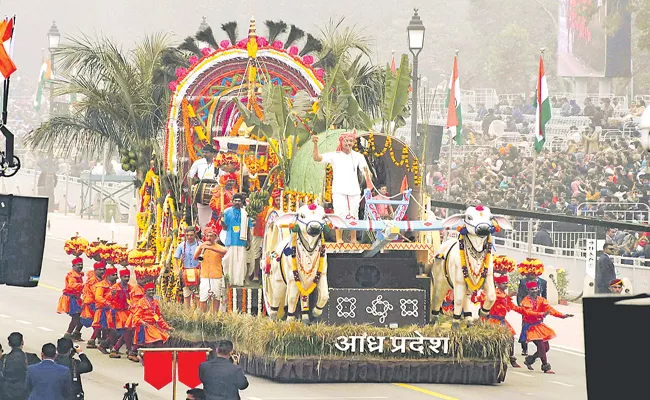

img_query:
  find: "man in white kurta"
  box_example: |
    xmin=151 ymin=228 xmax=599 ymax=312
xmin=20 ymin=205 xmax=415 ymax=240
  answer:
xmin=188 ymin=144 xmax=218 ymax=231
xmin=312 ymin=130 xmax=369 ymax=243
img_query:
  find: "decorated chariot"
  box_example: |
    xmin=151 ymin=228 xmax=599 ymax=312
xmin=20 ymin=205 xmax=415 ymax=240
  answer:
xmin=70 ymin=17 xmax=542 ymax=384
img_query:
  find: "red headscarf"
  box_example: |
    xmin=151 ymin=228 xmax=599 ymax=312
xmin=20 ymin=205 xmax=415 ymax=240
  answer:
xmin=609 ymin=279 xmax=623 ymax=287
xmin=494 ymin=275 xmax=508 ymax=285
xmin=119 ymin=269 xmax=131 ymax=277
xmin=525 ymin=280 xmax=538 ymax=290
xmin=144 ymin=282 xmax=155 ymax=291
xmin=93 ymin=260 xmax=106 ymax=270
xmin=71 ymin=257 xmax=83 ymax=266
xmin=336 ymin=129 xmax=357 ymax=151
xmin=105 ymin=267 xmax=118 ymax=276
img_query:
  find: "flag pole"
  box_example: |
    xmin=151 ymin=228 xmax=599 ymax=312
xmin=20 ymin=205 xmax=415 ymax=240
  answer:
xmin=527 ymin=47 xmax=544 ymax=257
xmin=445 ymin=49 xmax=459 ymax=200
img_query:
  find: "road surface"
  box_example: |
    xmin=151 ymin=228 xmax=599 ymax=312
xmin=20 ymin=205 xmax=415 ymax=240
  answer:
xmin=0 ymin=214 xmax=588 ymax=399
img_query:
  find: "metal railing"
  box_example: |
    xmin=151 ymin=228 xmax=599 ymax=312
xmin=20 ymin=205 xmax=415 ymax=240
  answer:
xmin=577 ymin=202 xmax=650 ymax=223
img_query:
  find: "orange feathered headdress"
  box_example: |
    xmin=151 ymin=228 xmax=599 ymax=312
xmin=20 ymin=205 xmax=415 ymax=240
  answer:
xmin=517 ymin=258 xmax=544 ymax=277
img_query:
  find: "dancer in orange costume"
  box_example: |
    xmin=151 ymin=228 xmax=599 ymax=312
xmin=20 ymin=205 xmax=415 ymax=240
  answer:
xmin=109 ymin=269 xmax=133 ymax=358
xmin=476 ymin=275 xmax=523 ymax=367
xmin=92 ymin=266 xmax=118 ymax=354
xmin=132 ymin=283 xmax=173 ymax=350
xmin=123 ymin=269 xmax=147 ymax=362
xmin=82 ymin=261 xmax=106 ymax=347
xmin=58 ymin=257 xmax=85 ymax=341
xmin=520 ymin=280 xmax=574 ymax=374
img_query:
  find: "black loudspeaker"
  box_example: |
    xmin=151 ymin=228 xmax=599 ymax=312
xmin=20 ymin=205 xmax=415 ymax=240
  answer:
xmin=421 ymin=124 xmax=444 ymax=164
xmin=0 ymin=195 xmax=48 ymax=287
xmin=326 ymin=254 xmax=422 ymax=289
xmin=583 ymin=294 xmax=650 ymax=399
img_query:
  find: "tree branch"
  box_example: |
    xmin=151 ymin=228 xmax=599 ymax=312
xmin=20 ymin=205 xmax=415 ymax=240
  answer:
xmin=534 ymin=0 xmax=558 ymax=28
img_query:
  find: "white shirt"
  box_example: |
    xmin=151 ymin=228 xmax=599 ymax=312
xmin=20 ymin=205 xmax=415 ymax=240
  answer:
xmin=320 ymin=151 xmax=368 ymax=195
xmin=189 ymin=158 xmax=217 ymax=180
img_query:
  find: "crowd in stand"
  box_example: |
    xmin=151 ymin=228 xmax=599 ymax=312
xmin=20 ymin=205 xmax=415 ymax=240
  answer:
xmin=427 ymin=96 xmax=650 ymax=260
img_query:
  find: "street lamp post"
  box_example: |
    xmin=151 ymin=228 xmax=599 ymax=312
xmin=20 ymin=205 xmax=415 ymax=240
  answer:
xmin=46 ymin=21 xmax=61 ymax=213
xmin=47 ymin=21 xmax=60 ymax=117
xmin=407 ymin=8 xmax=425 ymax=153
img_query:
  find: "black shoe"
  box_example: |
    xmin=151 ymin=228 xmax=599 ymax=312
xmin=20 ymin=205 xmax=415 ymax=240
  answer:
xmin=524 ymin=355 xmax=536 ymax=371
xmin=542 ymin=363 xmax=555 ymax=374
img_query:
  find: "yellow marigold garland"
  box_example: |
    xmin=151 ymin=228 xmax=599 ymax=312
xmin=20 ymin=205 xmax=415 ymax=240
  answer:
xmin=458 ymin=233 xmax=492 ymax=293
xmin=290 ymin=233 xmax=325 ymax=297
xmin=323 ymin=164 xmax=333 ymax=203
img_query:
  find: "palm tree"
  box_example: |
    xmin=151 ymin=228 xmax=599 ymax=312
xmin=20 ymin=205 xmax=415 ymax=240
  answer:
xmin=25 ymin=33 xmax=175 ymax=179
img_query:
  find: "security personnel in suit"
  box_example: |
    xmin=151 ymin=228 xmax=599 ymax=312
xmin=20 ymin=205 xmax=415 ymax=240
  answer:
xmin=199 ymin=340 xmax=248 ymax=400
xmin=54 ymin=338 xmax=93 ymax=400
xmin=1 ymin=332 xmax=41 ymax=400
xmin=25 ymin=343 xmax=70 ymax=400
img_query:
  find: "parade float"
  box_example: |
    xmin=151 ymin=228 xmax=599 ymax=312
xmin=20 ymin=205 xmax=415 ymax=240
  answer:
xmin=123 ymin=16 xmax=514 ymax=384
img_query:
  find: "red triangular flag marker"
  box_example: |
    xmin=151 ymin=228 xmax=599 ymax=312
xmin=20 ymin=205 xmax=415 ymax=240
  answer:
xmin=177 ymin=351 xmax=207 ymax=388
xmin=143 ymin=351 xmax=173 ymax=390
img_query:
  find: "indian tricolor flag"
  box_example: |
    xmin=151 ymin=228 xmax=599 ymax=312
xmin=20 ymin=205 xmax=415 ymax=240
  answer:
xmin=533 ymin=54 xmax=551 ymax=153
xmin=445 ymin=54 xmax=462 ymax=145
xmin=34 ymin=56 xmax=51 ymax=111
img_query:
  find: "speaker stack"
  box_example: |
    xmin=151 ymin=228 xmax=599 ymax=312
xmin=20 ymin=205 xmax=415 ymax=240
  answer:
xmin=0 ymin=195 xmax=48 ymax=287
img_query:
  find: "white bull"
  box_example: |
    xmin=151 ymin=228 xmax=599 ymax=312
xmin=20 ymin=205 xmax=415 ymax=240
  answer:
xmin=430 ymin=205 xmax=513 ymax=329
xmin=263 ymin=203 xmax=346 ymax=322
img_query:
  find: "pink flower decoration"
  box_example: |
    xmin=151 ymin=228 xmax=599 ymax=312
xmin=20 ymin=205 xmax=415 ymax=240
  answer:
xmin=256 ymin=36 xmax=269 ymax=47
xmin=201 ymin=47 xmax=212 ymax=56
xmin=271 ymin=40 xmax=284 ymax=49
xmin=188 ymin=55 xmax=199 ymax=66
xmin=314 ymin=68 xmax=325 ymax=79
xmin=308 ymin=203 xmax=317 ymax=211
xmin=302 ymin=55 xmax=314 ymax=65
xmin=168 ymin=81 xmax=178 ymax=91
xmin=237 ymin=38 xmax=249 ymax=48
xmin=220 ymin=40 xmax=231 ymax=49
xmin=175 ymin=68 xmax=187 ymax=78
xmin=288 ymin=46 xmax=299 ymax=56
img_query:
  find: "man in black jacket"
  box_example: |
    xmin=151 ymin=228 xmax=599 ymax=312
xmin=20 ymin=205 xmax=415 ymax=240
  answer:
xmin=1 ymin=333 xmax=40 ymax=400
xmin=595 ymin=244 xmax=617 ymax=294
xmin=54 ymin=338 xmax=92 ymax=400
xmin=199 ymin=340 xmax=248 ymax=400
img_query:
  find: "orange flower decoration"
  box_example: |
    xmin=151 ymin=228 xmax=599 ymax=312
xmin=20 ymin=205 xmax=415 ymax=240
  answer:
xmin=517 ymin=258 xmax=544 ymax=277
xmin=128 ymin=249 xmax=155 ymax=267
xmin=492 ymin=255 xmax=515 ymax=274
xmin=216 ymin=152 xmax=241 ymax=171
xmin=64 ymin=234 xmax=88 ymax=257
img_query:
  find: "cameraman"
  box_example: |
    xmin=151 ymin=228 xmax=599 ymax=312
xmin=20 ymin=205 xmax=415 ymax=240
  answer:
xmin=199 ymin=340 xmax=248 ymax=400
xmin=54 ymin=338 xmax=93 ymax=400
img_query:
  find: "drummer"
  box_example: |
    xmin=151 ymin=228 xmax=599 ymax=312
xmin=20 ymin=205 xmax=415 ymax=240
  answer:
xmin=189 ymin=144 xmax=219 ymax=230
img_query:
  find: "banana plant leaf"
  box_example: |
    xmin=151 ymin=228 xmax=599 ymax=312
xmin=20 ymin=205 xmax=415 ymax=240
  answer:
xmin=382 ymin=54 xmax=411 ymax=134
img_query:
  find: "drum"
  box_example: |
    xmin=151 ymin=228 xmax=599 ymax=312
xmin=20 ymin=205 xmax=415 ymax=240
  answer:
xmin=192 ymin=180 xmax=218 ymax=205
xmin=182 ymin=268 xmax=200 ymax=287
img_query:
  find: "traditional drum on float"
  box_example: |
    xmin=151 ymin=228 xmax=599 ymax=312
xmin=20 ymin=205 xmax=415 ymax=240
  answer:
xmin=191 ymin=179 xmax=218 ymax=205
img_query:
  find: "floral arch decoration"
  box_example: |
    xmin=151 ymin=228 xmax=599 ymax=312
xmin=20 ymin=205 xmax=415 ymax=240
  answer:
xmin=164 ymin=38 xmax=324 ymax=175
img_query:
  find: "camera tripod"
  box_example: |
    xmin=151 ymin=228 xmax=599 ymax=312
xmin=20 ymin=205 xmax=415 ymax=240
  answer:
xmin=123 ymin=383 xmax=139 ymax=400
